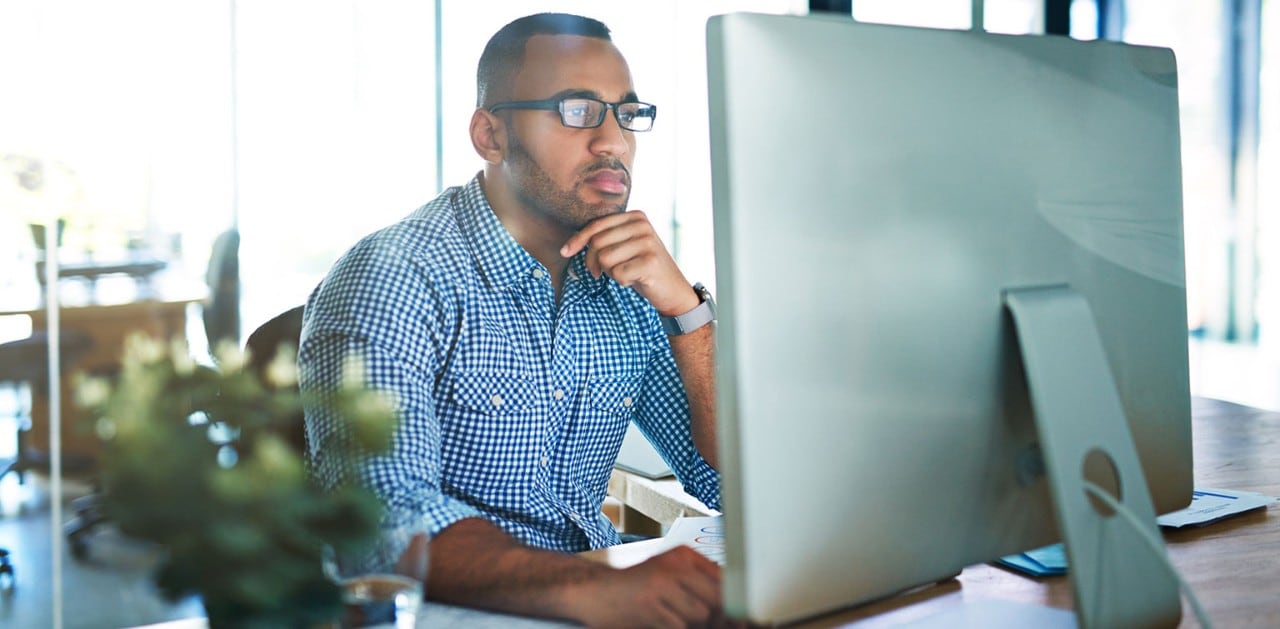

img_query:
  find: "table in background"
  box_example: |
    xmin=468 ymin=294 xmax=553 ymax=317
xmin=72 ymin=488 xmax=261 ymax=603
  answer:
xmin=35 ymin=257 xmax=169 ymax=287
xmin=0 ymin=289 xmax=205 ymax=465
xmin=606 ymin=465 xmax=716 ymax=536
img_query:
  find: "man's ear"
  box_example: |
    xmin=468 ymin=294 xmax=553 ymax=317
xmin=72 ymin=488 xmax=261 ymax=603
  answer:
xmin=470 ymin=108 xmax=506 ymax=165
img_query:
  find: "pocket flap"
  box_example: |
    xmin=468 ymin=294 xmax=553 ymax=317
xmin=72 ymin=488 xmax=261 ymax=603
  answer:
xmin=588 ymin=377 xmax=641 ymax=415
xmin=451 ymin=373 xmax=538 ymax=414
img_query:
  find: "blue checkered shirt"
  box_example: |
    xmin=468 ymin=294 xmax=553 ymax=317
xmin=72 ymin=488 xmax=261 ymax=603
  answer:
xmin=300 ymin=176 xmax=720 ymax=568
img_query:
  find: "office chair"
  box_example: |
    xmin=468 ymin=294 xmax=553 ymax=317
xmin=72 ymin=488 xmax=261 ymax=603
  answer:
xmin=244 ymin=305 xmax=307 ymax=454
xmin=204 ymin=228 xmax=241 ymax=359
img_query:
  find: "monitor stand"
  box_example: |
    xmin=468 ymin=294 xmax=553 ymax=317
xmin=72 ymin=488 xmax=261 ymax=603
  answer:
xmin=1003 ymin=285 xmax=1181 ymax=628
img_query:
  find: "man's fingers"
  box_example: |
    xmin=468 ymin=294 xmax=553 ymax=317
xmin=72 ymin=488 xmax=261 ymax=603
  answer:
xmin=582 ymin=226 xmax=641 ymax=278
xmin=660 ymin=594 xmax=713 ymax=627
xmin=561 ymin=210 xmax=648 ymax=258
xmin=654 ymin=546 xmax=722 ymax=622
xmin=688 ymin=549 xmax=722 ymax=581
xmin=564 ymin=209 xmax=693 ymax=314
xmin=675 ymin=549 xmax=722 ymax=606
xmin=650 ymin=601 xmax=692 ymax=629
xmin=678 ymin=570 xmax=721 ymax=612
xmin=653 ymin=570 xmax=716 ymax=626
xmin=588 ymin=239 xmax=652 ymax=281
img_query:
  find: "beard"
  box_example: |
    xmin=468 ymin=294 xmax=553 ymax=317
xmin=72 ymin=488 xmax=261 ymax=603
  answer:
xmin=505 ymin=126 xmax=631 ymax=231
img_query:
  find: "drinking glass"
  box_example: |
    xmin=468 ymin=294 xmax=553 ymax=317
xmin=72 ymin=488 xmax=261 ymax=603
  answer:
xmin=325 ymin=532 xmax=429 ymax=629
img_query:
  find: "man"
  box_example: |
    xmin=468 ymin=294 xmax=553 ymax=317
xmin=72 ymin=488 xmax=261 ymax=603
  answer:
xmin=300 ymin=12 xmax=726 ymax=627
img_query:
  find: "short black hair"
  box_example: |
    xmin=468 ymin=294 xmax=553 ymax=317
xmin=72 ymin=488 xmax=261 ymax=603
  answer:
xmin=476 ymin=13 xmax=612 ymax=108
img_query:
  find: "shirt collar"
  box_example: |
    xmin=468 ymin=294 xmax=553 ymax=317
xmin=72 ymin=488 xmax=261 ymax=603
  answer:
xmin=454 ymin=174 xmax=610 ymax=297
xmin=565 ymin=252 xmax=610 ymax=297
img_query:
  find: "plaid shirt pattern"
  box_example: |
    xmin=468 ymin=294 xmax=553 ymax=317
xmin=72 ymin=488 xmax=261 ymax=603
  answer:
xmin=300 ymin=176 xmax=719 ymax=569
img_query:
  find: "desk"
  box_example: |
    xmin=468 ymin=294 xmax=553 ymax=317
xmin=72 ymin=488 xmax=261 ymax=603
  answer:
xmin=129 ymin=397 xmax=1276 ymax=628
xmin=1 ymin=294 xmax=204 ymax=463
xmin=593 ymin=396 xmax=1280 ymax=627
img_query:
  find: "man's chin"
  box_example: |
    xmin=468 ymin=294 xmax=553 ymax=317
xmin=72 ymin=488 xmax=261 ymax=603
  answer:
xmin=575 ymin=200 xmax=626 ymax=223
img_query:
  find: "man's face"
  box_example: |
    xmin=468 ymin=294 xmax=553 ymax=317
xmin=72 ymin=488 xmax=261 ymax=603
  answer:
xmin=500 ymin=34 xmax=639 ymax=231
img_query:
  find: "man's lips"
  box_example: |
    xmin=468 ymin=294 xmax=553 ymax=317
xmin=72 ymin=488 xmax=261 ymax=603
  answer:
xmin=584 ymin=170 xmax=629 ymax=195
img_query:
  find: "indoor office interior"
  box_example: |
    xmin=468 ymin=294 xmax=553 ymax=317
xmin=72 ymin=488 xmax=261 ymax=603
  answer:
xmin=0 ymin=0 xmax=1276 ymax=628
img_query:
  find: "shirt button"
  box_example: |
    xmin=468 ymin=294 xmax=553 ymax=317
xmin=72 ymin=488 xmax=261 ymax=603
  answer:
xmin=567 ymin=268 xmax=578 ymax=280
xmin=570 ymin=513 xmax=581 ymax=522
xmin=532 ymin=268 xmax=545 ymax=279
xmin=622 ymin=397 xmax=633 ymax=408
xmin=491 ymin=394 xmax=504 ymax=407
xmin=540 ymin=456 xmax=549 ymax=467
xmin=553 ymin=389 xmax=565 ymax=400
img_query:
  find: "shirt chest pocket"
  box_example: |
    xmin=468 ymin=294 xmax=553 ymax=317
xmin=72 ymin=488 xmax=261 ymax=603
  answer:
xmin=588 ymin=376 xmax=642 ymax=419
xmin=450 ymin=373 xmax=539 ymax=415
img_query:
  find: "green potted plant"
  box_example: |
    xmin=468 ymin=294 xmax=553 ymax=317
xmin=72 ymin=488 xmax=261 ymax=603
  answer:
xmin=77 ymin=334 xmax=397 ymax=628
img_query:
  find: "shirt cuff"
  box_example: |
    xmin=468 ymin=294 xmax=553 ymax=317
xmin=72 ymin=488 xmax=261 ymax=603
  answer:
xmin=681 ymin=457 xmax=722 ymax=512
xmin=342 ymin=493 xmax=484 ymax=575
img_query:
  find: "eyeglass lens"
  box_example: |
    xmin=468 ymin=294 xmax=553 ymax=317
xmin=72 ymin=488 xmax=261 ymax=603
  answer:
xmin=560 ymin=99 xmax=655 ymax=131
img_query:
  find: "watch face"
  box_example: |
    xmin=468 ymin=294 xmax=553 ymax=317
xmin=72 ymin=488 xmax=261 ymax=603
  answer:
xmin=693 ymin=282 xmax=714 ymax=305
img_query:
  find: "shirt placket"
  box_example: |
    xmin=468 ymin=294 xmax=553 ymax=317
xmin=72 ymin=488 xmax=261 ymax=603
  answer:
xmin=518 ymin=263 xmax=582 ymax=535
xmin=522 ymin=262 xmax=559 ymax=470
xmin=543 ymin=265 xmax=613 ymax=544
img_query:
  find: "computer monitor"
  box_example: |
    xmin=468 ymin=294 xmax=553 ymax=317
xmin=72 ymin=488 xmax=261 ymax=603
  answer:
xmin=707 ymin=12 xmax=1193 ymax=625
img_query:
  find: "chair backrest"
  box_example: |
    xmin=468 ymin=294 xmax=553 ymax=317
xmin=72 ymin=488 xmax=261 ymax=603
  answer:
xmin=204 ymin=229 xmax=241 ymax=354
xmin=244 ymin=305 xmax=305 ymax=452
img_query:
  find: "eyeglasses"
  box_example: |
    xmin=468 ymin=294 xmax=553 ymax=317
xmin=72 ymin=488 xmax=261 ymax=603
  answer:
xmin=488 ymin=97 xmax=658 ymax=132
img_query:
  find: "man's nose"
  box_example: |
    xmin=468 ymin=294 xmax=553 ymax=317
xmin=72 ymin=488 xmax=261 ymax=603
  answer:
xmin=588 ymin=109 xmax=631 ymax=157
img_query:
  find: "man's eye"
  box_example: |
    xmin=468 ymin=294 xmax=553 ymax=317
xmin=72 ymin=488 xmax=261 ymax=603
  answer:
xmin=618 ymin=110 xmax=636 ymax=123
xmin=564 ymin=103 xmax=591 ymax=117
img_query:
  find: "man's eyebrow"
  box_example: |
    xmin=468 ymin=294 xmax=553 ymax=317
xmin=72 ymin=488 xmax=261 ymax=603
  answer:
xmin=549 ymin=88 xmax=642 ymax=103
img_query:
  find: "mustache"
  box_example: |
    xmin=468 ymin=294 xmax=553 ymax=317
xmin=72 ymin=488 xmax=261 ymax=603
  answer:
xmin=582 ymin=159 xmax=631 ymax=184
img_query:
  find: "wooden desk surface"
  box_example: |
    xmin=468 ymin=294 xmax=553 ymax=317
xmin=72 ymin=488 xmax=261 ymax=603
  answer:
xmin=130 ymin=397 xmax=1278 ymax=629
xmin=595 ymin=397 xmax=1280 ymax=627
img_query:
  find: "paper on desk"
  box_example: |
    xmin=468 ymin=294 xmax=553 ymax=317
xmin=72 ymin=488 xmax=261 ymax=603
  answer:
xmin=996 ymin=544 xmax=1066 ymax=577
xmin=997 ymin=487 xmax=1277 ymax=577
xmin=1156 ymin=487 xmax=1278 ymax=528
xmin=666 ymin=516 xmax=726 ymax=565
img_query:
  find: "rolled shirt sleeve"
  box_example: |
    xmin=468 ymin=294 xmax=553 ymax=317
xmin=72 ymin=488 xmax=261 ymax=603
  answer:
xmin=300 ymin=224 xmax=482 ymax=572
xmin=632 ymin=330 xmax=721 ymax=512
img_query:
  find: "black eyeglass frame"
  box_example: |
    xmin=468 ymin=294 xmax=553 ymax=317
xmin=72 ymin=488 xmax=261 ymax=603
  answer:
xmin=487 ymin=97 xmax=658 ymax=132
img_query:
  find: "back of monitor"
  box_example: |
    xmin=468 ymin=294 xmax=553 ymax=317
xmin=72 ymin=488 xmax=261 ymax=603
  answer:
xmin=707 ymin=12 xmax=1191 ymax=624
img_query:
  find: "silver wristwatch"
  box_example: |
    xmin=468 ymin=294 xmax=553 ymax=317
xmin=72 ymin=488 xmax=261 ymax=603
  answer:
xmin=660 ymin=283 xmax=716 ymax=335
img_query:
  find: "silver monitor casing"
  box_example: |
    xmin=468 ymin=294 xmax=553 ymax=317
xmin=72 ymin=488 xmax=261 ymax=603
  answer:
xmin=707 ymin=12 xmax=1192 ymax=624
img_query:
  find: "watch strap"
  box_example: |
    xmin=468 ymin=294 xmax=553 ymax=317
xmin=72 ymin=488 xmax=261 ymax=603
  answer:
xmin=661 ymin=283 xmax=716 ymax=335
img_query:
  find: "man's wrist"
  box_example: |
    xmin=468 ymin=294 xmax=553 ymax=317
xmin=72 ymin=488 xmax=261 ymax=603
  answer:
xmin=657 ymin=290 xmax=701 ymax=318
xmin=545 ymin=557 xmax=615 ymax=626
xmin=660 ymin=283 xmax=716 ymax=336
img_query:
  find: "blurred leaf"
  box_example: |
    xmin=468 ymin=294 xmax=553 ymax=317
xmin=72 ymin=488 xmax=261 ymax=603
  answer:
xmin=76 ymin=332 xmax=395 ymax=625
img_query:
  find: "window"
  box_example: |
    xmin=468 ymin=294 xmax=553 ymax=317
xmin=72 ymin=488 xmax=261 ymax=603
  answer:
xmin=233 ymin=1 xmax=438 ymax=332
xmin=1124 ymin=0 xmax=1235 ymax=340
xmin=1256 ymin=0 xmax=1277 ymax=354
xmin=850 ymin=0 xmax=1046 ymax=34
xmin=853 ymin=0 xmax=974 ymax=30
